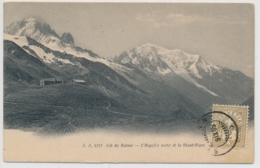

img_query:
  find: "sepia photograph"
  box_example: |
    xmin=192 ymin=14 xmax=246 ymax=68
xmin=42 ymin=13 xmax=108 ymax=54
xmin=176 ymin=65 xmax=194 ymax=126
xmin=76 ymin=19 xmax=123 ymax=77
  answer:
xmin=2 ymin=2 xmax=255 ymax=163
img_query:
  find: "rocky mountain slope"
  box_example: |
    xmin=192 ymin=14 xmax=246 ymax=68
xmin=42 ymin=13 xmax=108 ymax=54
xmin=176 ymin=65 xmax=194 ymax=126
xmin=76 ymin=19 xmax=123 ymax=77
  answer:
xmin=114 ymin=43 xmax=253 ymax=106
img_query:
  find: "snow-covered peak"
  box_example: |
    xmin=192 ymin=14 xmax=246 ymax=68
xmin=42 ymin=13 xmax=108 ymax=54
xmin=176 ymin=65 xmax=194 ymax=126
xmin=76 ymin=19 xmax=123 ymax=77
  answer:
xmin=6 ymin=17 xmax=55 ymax=34
xmin=134 ymin=43 xmax=169 ymax=56
xmin=125 ymin=43 xmax=221 ymax=77
xmin=115 ymin=43 xmax=222 ymax=96
xmin=121 ymin=43 xmax=199 ymax=67
xmin=4 ymin=17 xmax=59 ymax=42
xmin=4 ymin=17 xmax=99 ymax=60
xmin=4 ymin=33 xmax=131 ymax=80
xmin=114 ymin=43 xmax=172 ymax=75
xmin=133 ymin=43 xmax=199 ymax=61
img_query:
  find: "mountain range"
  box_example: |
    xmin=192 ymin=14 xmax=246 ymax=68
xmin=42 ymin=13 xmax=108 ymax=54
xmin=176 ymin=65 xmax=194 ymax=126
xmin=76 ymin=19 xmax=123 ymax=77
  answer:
xmin=3 ymin=17 xmax=254 ymax=133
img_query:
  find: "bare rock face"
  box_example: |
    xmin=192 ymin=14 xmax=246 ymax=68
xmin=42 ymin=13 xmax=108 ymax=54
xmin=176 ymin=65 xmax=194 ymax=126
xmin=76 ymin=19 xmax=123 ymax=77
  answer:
xmin=61 ymin=32 xmax=74 ymax=45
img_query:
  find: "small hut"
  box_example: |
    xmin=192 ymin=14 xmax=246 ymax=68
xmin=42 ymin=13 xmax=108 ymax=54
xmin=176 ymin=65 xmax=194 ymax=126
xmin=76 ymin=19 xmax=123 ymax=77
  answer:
xmin=40 ymin=78 xmax=63 ymax=86
xmin=72 ymin=79 xmax=86 ymax=84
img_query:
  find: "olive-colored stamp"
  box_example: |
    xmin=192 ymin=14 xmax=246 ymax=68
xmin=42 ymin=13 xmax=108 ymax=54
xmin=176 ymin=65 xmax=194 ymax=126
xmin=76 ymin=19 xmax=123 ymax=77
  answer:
xmin=212 ymin=105 xmax=249 ymax=148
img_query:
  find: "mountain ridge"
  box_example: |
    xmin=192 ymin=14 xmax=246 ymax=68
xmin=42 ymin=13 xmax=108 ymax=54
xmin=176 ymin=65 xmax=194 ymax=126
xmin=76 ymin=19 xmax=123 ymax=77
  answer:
xmin=4 ymin=17 xmax=99 ymax=59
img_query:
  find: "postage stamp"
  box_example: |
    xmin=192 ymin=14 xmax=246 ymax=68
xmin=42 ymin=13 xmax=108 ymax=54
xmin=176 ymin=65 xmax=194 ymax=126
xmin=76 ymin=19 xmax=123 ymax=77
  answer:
xmin=197 ymin=111 xmax=238 ymax=156
xmin=212 ymin=104 xmax=249 ymax=148
xmin=196 ymin=104 xmax=249 ymax=156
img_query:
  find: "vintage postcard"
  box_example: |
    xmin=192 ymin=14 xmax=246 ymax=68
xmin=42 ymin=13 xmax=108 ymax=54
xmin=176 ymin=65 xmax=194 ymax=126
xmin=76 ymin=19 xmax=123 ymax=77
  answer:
xmin=3 ymin=2 xmax=254 ymax=163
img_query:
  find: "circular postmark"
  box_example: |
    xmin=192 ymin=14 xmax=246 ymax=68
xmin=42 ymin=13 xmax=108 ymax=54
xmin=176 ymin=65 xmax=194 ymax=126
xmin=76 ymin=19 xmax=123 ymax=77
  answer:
xmin=197 ymin=111 xmax=238 ymax=156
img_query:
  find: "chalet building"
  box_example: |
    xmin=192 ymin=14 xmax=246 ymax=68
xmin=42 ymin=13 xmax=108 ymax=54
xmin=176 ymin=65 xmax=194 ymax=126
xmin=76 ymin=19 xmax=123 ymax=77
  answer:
xmin=73 ymin=79 xmax=86 ymax=84
xmin=40 ymin=78 xmax=63 ymax=86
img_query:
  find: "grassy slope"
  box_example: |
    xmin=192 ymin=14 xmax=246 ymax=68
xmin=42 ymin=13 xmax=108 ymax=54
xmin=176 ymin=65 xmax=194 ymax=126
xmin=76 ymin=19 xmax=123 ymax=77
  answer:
xmin=4 ymin=83 xmax=135 ymax=134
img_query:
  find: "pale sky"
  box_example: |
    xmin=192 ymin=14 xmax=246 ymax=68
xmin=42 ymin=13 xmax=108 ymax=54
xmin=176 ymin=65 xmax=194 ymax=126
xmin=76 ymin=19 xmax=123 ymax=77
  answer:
xmin=4 ymin=3 xmax=254 ymax=77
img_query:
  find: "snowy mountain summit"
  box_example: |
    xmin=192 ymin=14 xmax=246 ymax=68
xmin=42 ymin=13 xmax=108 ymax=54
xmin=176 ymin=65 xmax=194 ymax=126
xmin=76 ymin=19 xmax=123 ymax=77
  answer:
xmin=114 ymin=43 xmax=225 ymax=96
xmin=4 ymin=17 xmax=99 ymax=59
xmin=115 ymin=43 xmax=221 ymax=79
xmin=4 ymin=17 xmax=60 ymax=47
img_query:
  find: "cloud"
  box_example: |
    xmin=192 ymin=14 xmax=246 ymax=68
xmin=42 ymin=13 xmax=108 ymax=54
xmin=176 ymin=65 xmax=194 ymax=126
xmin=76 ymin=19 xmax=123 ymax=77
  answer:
xmin=220 ymin=20 xmax=248 ymax=25
xmin=135 ymin=13 xmax=248 ymax=28
xmin=166 ymin=13 xmax=200 ymax=23
xmin=135 ymin=13 xmax=163 ymax=28
xmin=135 ymin=13 xmax=202 ymax=28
